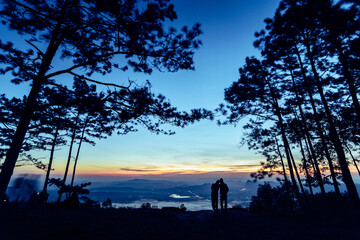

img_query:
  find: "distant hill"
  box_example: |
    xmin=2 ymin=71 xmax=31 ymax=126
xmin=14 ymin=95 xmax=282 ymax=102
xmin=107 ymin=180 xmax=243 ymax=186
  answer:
xmin=85 ymin=179 xmax=278 ymax=204
xmin=9 ymin=177 xmax=360 ymax=208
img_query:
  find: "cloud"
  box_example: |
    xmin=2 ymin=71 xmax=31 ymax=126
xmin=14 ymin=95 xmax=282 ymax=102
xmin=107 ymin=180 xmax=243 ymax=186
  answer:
xmin=169 ymin=194 xmax=191 ymax=199
xmin=119 ymin=168 xmax=158 ymax=172
xmin=227 ymin=164 xmax=260 ymax=170
xmin=116 ymin=164 xmax=260 ymax=175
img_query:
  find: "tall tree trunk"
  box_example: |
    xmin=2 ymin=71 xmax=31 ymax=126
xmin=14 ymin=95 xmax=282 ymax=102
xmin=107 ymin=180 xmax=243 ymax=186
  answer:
xmin=290 ymin=68 xmax=325 ymax=177
xmin=275 ymin=136 xmax=294 ymax=211
xmin=281 ymin=129 xmax=300 ymax=194
xmin=57 ymin=112 xmax=80 ymax=203
xmin=306 ymin=86 xmax=340 ymax=195
xmin=70 ymin=117 xmax=88 ymax=187
xmin=42 ymin=123 xmax=60 ymax=197
xmin=291 ymin=107 xmax=314 ymax=196
xmin=0 ymin=3 xmax=69 ymax=200
xmin=304 ymin=136 xmax=318 ymax=180
xmin=337 ymin=46 xmax=360 ymax=123
xmin=275 ymin=136 xmax=289 ymax=185
xmin=0 ymin=79 xmax=43 ymax=200
xmin=304 ymin=40 xmax=359 ymax=202
xmin=287 ymin=142 xmax=306 ymax=195
xmin=294 ymin=46 xmax=340 ymax=196
xmin=345 ymin=144 xmax=360 ymax=177
xmin=299 ymin=136 xmax=314 ymax=196
xmin=268 ymin=84 xmax=301 ymax=198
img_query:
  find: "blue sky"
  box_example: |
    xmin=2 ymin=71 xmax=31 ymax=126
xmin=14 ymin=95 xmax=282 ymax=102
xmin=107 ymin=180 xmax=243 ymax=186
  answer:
xmin=2 ymin=0 xmax=282 ymax=181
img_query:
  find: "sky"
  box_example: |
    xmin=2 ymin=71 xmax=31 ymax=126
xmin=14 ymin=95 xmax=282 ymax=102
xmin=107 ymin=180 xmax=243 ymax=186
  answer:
xmin=2 ymin=0 xmax=283 ymax=182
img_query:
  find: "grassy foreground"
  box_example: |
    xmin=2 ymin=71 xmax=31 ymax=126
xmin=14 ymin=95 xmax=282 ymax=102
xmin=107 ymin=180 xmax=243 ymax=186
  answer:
xmin=0 ymin=204 xmax=359 ymax=240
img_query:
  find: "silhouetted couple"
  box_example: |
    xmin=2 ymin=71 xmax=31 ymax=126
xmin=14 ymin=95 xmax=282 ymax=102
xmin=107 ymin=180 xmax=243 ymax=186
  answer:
xmin=211 ymin=178 xmax=229 ymax=212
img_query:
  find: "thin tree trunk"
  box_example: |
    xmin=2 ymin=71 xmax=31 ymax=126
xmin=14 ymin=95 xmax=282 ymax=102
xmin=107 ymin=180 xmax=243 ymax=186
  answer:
xmin=273 ymin=106 xmax=297 ymax=188
xmin=299 ymin=137 xmax=314 ymax=196
xmin=268 ymin=84 xmax=301 ymax=199
xmin=289 ymin=69 xmax=326 ymax=194
xmin=306 ymin=85 xmax=341 ymax=195
xmin=304 ymin=40 xmax=359 ymax=202
xmin=293 ymin=46 xmax=340 ymax=196
xmin=70 ymin=117 xmax=88 ymax=187
xmin=0 ymin=79 xmax=42 ymax=200
xmin=281 ymin=130 xmax=300 ymax=193
xmin=304 ymin=136 xmax=318 ymax=179
xmin=291 ymin=107 xmax=314 ymax=196
xmin=337 ymin=46 xmax=360 ymax=123
xmin=275 ymin=136 xmax=294 ymax=211
xmin=0 ymin=3 xmax=69 ymax=200
xmin=287 ymin=142 xmax=306 ymax=195
xmin=345 ymin=144 xmax=360 ymax=177
xmin=57 ymin=112 xmax=80 ymax=203
xmin=42 ymin=123 xmax=60 ymax=197
xmin=275 ymin=136 xmax=289 ymax=185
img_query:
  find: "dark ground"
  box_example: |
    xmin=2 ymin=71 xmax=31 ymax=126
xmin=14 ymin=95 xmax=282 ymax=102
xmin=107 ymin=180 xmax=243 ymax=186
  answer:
xmin=0 ymin=204 xmax=359 ymax=240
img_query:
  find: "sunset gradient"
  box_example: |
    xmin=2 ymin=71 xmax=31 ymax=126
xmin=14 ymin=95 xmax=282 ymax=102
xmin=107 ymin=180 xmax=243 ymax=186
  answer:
xmin=4 ymin=0 xmax=283 ymax=182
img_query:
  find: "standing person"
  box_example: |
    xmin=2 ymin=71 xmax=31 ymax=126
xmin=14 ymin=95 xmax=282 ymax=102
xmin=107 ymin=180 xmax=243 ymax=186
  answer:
xmin=211 ymin=180 xmax=220 ymax=212
xmin=219 ymin=178 xmax=229 ymax=212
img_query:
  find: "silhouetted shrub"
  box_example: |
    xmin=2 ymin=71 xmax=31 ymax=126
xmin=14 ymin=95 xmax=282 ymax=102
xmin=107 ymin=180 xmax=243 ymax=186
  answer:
xmin=179 ymin=204 xmax=187 ymax=212
xmin=162 ymin=205 xmax=187 ymax=212
xmin=49 ymin=178 xmax=91 ymax=208
xmin=249 ymin=182 xmax=294 ymax=213
xmin=80 ymin=196 xmax=100 ymax=208
xmin=141 ymin=202 xmax=159 ymax=210
xmin=232 ymin=204 xmax=246 ymax=210
xmin=102 ymin=198 xmax=112 ymax=208
xmin=308 ymin=192 xmax=352 ymax=215
xmin=141 ymin=202 xmax=152 ymax=209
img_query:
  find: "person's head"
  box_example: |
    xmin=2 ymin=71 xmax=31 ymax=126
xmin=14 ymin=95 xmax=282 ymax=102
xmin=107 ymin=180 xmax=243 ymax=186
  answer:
xmin=216 ymin=180 xmax=220 ymax=184
xmin=219 ymin=178 xmax=223 ymax=183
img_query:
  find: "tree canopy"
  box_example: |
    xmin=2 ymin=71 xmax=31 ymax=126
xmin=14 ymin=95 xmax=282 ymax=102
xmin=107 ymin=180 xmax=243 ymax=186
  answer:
xmin=222 ymin=0 xmax=360 ymax=207
xmin=0 ymin=0 xmax=210 ymax=200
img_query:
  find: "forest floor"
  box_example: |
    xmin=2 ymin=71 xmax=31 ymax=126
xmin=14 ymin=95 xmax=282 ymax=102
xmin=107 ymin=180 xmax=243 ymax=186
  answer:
xmin=0 ymin=204 xmax=359 ymax=240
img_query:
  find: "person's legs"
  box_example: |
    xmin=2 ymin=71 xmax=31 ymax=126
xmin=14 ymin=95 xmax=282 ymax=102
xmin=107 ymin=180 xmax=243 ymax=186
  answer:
xmin=215 ymin=196 xmax=218 ymax=211
xmin=211 ymin=195 xmax=215 ymax=211
xmin=224 ymin=195 xmax=227 ymax=211
xmin=220 ymin=196 xmax=224 ymax=211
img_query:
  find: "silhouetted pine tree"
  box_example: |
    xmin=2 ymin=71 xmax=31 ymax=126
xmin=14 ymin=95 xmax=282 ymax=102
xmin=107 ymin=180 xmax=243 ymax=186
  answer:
xmin=222 ymin=57 xmax=303 ymax=202
xmin=0 ymin=0 xmax=205 ymax=199
xmin=222 ymin=0 xmax=360 ymax=208
xmin=0 ymin=95 xmax=49 ymax=171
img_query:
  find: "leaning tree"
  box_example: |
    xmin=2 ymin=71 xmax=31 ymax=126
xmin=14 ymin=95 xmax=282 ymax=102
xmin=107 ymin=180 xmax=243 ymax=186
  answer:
xmin=0 ymin=0 xmax=204 ymax=199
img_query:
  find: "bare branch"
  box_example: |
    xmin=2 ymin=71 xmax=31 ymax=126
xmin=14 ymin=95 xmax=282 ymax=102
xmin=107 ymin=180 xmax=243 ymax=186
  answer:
xmin=25 ymin=40 xmax=45 ymax=57
xmin=68 ymin=71 xmax=130 ymax=89
xmin=7 ymin=0 xmax=53 ymax=21
xmin=45 ymin=51 xmax=131 ymax=79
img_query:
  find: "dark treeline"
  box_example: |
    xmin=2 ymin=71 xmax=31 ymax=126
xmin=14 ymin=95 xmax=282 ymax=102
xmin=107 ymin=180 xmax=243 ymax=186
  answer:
xmin=0 ymin=0 xmax=212 ymax=203
xmin=221 ymin=0 xmax=360 ymax=212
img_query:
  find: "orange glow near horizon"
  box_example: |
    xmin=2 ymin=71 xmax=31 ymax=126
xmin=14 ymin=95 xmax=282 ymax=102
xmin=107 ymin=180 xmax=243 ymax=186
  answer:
xmin=12 ymin=160 xmax=261 ymax=179
xmin=12 ymin=159 xmax=360 ymax=181
xmin=73 ymin=164 xmax=261 ymax=177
